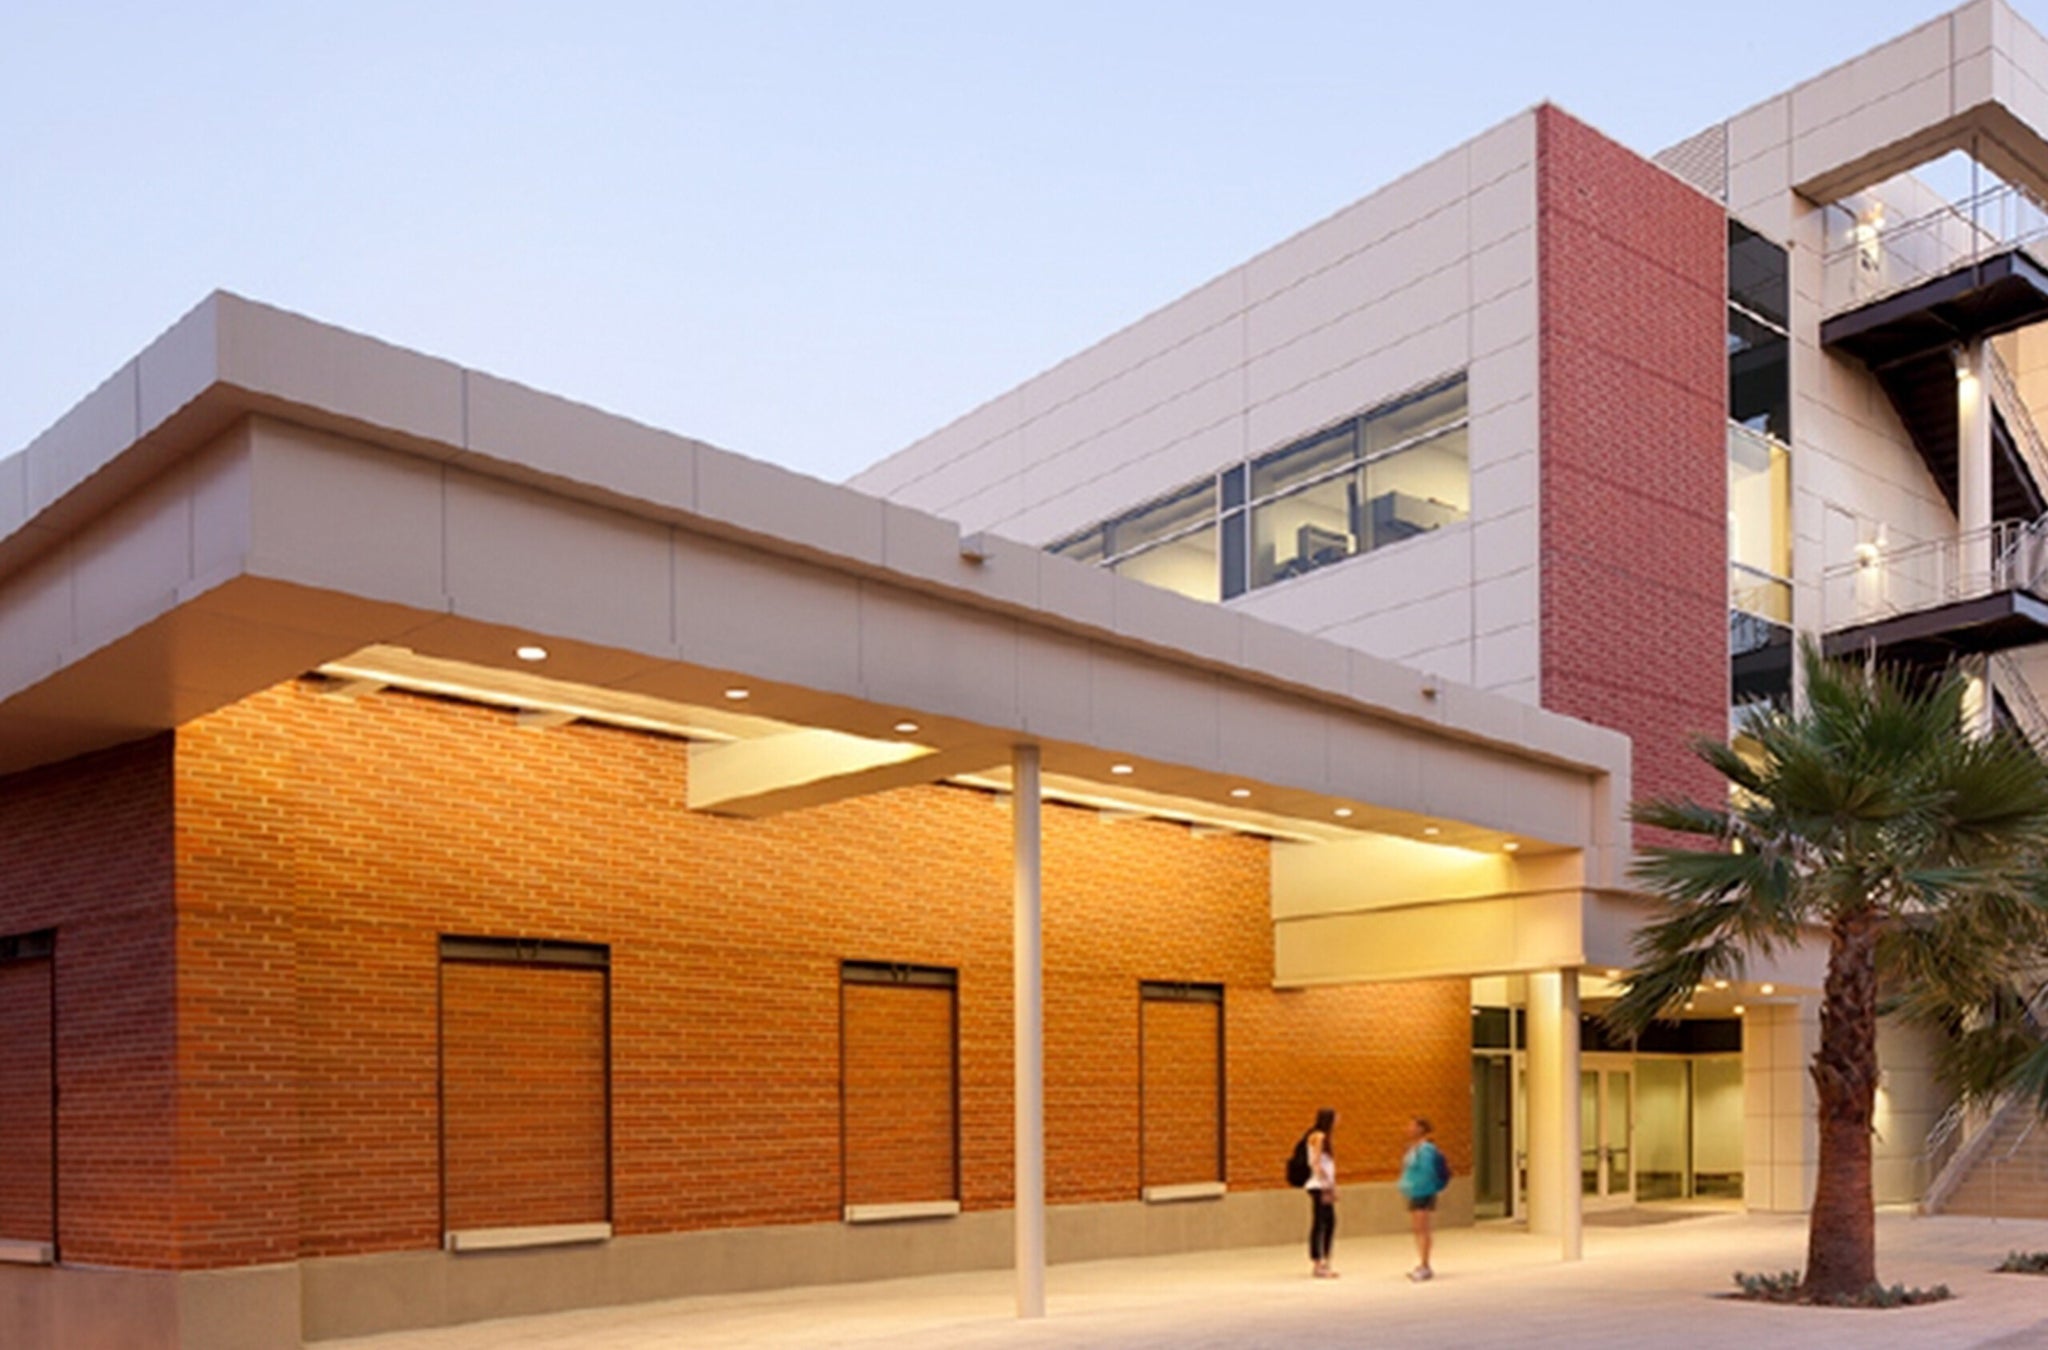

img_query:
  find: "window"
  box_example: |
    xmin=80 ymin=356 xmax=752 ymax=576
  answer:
xmin=0 ymin=930 xmax=55 ymax=1261
xmin=439 ymin=937 xmax=611 ymax=1246
xmin=1728 ymin=219 xmax=1793 ymax=734
xmin=1139 ymin=982 xmax=1224 ymax=1197
xmin=841 ymin=962 xmax=959 ymax=1217
xmin=1046 ymin=372 xmax=1471 ymax=601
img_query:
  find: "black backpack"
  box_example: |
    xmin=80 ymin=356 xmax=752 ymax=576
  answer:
xmin=1285 ymin=1131 xmax=1312 ymax=1187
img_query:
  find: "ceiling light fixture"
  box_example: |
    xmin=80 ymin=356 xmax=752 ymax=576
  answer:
xmin=1502 ymin=840 xmax=1520 ymax=853
xmin=1759 ymin=983 xmax=1775 ymax=995
xmin=1422 ymin=825 xmax=1441 ymax=837
xmin=893 ymin=720 xmax=920 ymax=735
xmin=1733 ymin=1004 xmax=1747 ymax=1015
xmin=1229 ymin=787 xmax=1252 ymax=799
xmin=1110 ymin=763 xmax=1135 ymax=776
xmin=724 ymin=687 xmax=750 ymax=701
xmin=1713 ymin=979 xmax=1730 ymax=990
xmin=515 ymin=645 xmax=549 ymax=662
xmin=1333 ymin=807 xmax=1354 ymax=819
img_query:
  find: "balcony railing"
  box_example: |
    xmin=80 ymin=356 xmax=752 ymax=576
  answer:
xmin=1821 ymin=516 xmax=2048 ymax=633
xmin=1824 ymin=182 xmax=2048 ymax=315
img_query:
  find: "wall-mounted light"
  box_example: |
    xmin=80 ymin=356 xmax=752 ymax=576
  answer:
xmin=1853 ymin=540 xmax=1882 ymax=569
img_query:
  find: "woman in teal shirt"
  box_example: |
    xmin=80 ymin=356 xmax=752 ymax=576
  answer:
xmin=1398 ymin=1117 xmax=1448 ymax=1282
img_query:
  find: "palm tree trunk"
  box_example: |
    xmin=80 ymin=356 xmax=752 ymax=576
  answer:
xmin=1803 ymin=909 xmax=1880 ymax=1300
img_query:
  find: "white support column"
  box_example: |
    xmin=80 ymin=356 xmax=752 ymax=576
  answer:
xmin=1012 ymin=744 xmax=1046 ymax=1318
xmin=1958 ymin=338 xmax=1993 ymax=591
xmin=1524 ymin=968 xmax=1583 ymax=1261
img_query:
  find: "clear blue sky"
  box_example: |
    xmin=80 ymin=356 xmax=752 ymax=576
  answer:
xmin=0 ymin=1 xmax=2017 ymax=483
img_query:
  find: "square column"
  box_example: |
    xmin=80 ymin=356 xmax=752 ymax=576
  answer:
xmin=1524 ymin=967 xmax=1583 ymax=1260
xmin=1743 ymin=1001 xmax=1819 ymax=1212
xmin=1012 ymin=744 xmax=1045 ymax=1318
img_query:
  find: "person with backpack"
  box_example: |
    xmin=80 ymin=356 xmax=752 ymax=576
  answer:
xmin=1292 ymin=1108 xmax=1339 ymax=1278
xmin=1398 ymin=1116 xmax=1451 ymax=1282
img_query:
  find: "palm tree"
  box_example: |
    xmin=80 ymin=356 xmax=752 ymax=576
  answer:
xmin=1607 ymin=644 xmax=2048 ymax=1301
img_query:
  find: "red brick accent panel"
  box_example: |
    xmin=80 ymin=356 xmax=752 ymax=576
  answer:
xmin=842 ymin=981 xmax=956 ymax=1206
xmin=1140 ymin=997 xmax=1221 ymax=1187
xmin=0 ymin=740 xmax=177 ymax=1268
xmin=0 ymin=956 xmax=54 ymax=1243
xmin=1536 ymin=104 xmax=1729 ymax=845
xmin=145 ymin=680 xmax=1473 ymax=1268
xmin=442 ymin=962 xmax=609 ymax=1231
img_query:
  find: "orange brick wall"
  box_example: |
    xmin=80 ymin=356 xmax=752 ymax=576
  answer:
xmin=842 ymin=980 xmax=956 ymax=1206
xmin=0 ymin=955 xmax=54 ymax=1242
xmin=0 ymin=740 xmax=178 ymax=1269
xmin=442 ymin=961 xmax=609 ymax=1231
xmin=4 ymin=676 xmax=1472 ymax=1271
xmin=1140 ymin=997 xmax=1220 ymax=1187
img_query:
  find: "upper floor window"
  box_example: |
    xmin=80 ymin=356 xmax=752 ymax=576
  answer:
xmin=1048 ymin=373 xmax=1470 ymax=602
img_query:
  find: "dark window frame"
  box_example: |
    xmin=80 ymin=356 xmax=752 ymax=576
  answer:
xmin=0 ymin=928 xmax=56 ymax=1256
xmin=839 ymin=961 xmax=962 ymax=1209
xmin=1137 ymin=980 xmax=1227 ymax=1190
xmin=435 ymin=934 xmax=614 ymax=1234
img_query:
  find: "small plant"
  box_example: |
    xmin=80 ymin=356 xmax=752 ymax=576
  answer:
xmin=1995 ymin=1250 xmax=2048 ymax=1274
xmin=1729 ymin=1270 xmax=1953 ymax=1308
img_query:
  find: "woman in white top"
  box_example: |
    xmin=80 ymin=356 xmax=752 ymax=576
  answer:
xmin=1305 ymin=1107 xmax=1338 ymax=1277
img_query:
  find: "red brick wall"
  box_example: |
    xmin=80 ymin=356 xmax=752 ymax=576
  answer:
xmin=1140 ymin=997 xmax=1220 ymax=1187
xmin=842 ymin=980 xmax=956 ymax=1206
xmin=0 ymin=954 xmax=54 ymax=1242
xmin=0 ymin=677 xmax=1472 ymax=1271
xmin=0 ymin=740 xmax=177 ymax=1268
xmin=1536 ymin=105 xmax=1729 ymax=842
xmin=442 ymin=962 xmax=609 ymax=1231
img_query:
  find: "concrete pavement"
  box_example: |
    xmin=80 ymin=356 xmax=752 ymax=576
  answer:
xmin=322 ymin=1209 xmax=2048 ymax=1349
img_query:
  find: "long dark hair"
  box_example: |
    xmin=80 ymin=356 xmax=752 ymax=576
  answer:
xmin=1311 ymin=1107 xmax=1336 ymax=1151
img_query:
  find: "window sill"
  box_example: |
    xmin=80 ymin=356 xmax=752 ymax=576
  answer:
xmin=444 ymin=1222 xmax=612 ymax=1253
xmin=843 ymin=1200 xmax=961 ymax=1224
xmin=0 ymin=1240 xmax=54 ymax=1265
xmin=1142 ymin=1182 xmax=1227 ymax=1204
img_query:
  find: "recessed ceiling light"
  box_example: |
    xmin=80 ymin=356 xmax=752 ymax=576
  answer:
xmin=1110 ymin=763 xmax=1135 ymax=775
xmin=893 ymin=720 xmax=920 ymax=735
xmin=1684 ymin=1000 xmax=1696 ymax=1011
xmin=1422 ymin=825 xmax=1441 ymax=837
xmin=1760 ymin=983 xmax=1775 ymax=995
xmin=1733 ymin=1004 xmax=1747 ymax=1015
xmin=1606 ymin=968 xmax=1623 ymax=980
xmin=1713 ymin=979 xmax=1730 ymax=990
xmin=724 ymin=687 xmax=750 ymax=701
xmin=1229 ymin=787 xmax=1252 ymax=799
xmin=1333 ymin=807 xmax=1354 ymax=818
xmin=515 ymin=645 xmax=548 ymax=662
xmin=1502 ymin=840 xmax=1520 ymax=853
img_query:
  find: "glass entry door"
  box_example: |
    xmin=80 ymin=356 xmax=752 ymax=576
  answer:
xmin=1580 ymin=1055 xmax=1634 ymax=1210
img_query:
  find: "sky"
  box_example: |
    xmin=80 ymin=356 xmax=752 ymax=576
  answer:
xmin=0 ymin=1 xmax=2029 ymax=485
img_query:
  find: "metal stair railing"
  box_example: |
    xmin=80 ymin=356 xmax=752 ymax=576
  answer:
xmin=1920 ymin=977 xmax=2048 ymax=1215
xmin=1992 ymin=652 xmax=2048 ymax=755
xmin=1987 ymin=345 xmax=2048 ymax=513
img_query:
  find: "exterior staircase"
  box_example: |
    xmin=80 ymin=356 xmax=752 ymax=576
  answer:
xmin=1940 ymin=1107 xmax=2048 ymax=1217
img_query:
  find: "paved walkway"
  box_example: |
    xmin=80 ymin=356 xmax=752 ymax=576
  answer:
xmin=326 ymin=1210 xmax=2048 ymax=1349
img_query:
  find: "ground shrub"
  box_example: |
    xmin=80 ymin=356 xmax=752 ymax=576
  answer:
xmin=1729 ymin=1270 xmax=1953 ymax=1308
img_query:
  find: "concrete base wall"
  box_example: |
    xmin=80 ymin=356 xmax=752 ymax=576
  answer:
xmin=0 ymin=1183 xmax=1471 ymax=1346
xmin=0 ymin=1261 xmax=298 ymax=1350
xmin=304 ymin=1181 xmax=1469 ymax=1342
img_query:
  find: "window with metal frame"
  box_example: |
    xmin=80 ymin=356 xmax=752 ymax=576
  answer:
xmin=1138 ymin=981 xmax=1225 ymax=1198
xmin=841 ymin=962 xmax=961 ymax=1219
xmin=438 ymin=936 xmax=612 ymax=1248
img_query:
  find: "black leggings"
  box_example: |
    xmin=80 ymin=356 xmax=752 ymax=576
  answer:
xmin=1308 ymin=1191 xmax=1336 ymax=1261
